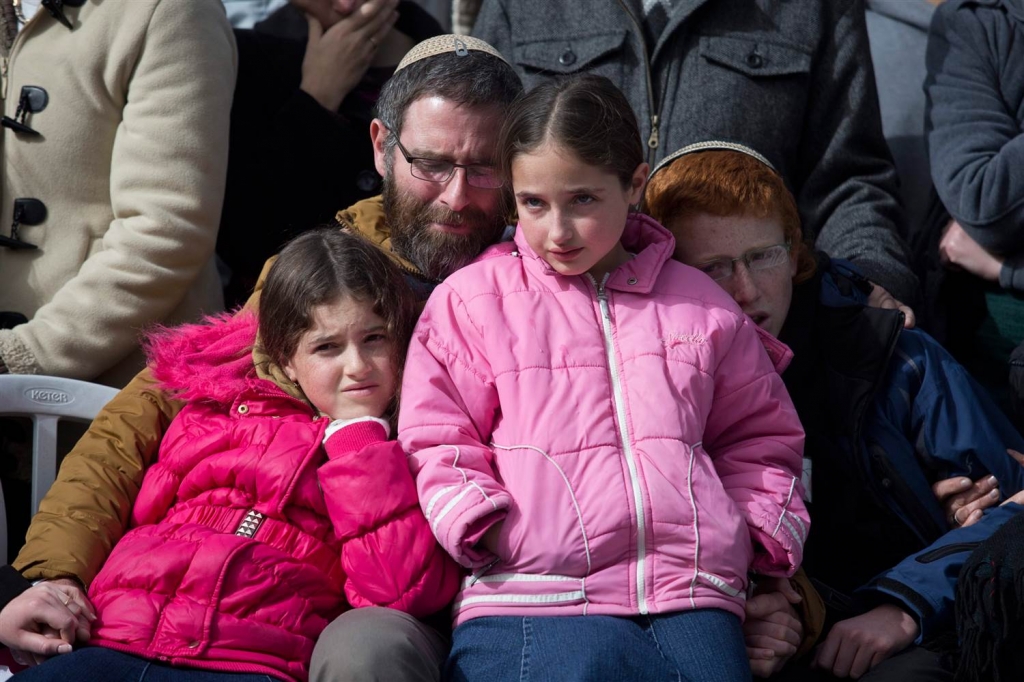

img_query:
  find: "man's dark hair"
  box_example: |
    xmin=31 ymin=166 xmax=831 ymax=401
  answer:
xmin=375 ymin=51 xmax=523 ymax=162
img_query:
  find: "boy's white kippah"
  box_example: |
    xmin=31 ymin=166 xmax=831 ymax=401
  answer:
xmin=649 ymin=140 xmax=778 ymax=180
xmin=395 ymin=34 xmax=509 ymax=73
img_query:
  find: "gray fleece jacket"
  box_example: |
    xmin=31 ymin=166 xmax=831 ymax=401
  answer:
xmin=469 ymin=0 xmax=919 ymax=303
xmin=926 ymin=0 xmax=1024 ymax=291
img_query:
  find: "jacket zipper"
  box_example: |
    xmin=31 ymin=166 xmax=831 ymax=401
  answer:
xmin=615 ymin=0 xmax=660 ymax=164
xmin=590 ymin=273 xmax=649 ymax=614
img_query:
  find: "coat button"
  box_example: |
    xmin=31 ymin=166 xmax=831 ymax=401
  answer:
xmin=746 ymin=53 xmax=764 ymax=69
xmin=881 ymin=478 xmax=892 ymax=488
xmin=627 ymin=277 xmax=638 ymax=285
xmin=237 ymin=404 xmax=249 ymax=415
xmin=559 ymin=48 xmax=576 ymax=66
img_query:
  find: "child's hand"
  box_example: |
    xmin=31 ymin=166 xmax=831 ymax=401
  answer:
xmin=812 ymin=605 xmax=918 ymax=678
xmin=745 ymin=577 xmax=803 ymax=677
xmin=478 ymin=522 xmax=504 ymax=556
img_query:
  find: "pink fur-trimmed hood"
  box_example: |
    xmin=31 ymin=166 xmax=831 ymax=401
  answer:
xmin=144 ymin=312 xmax=262 ymax=405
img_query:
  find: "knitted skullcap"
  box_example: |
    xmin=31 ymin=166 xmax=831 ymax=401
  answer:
xmin=395 ymin=34 xmax=509 ymax=72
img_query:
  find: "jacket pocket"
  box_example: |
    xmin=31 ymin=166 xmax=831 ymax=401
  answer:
xmin=691 ymin=34 xmax=812 ymax=146
xmin=513 ymin=30 xmax=628 ymax=91
xmin=915 ymin=542 xmax=981 ymax=564
xmin=699 ymin=36 xmax=811 ymax=78
xmin=489 ymin=442 xmax=598 ymax=579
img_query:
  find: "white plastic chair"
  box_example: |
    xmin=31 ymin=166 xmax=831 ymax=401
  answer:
xmin=0 ymin=375 xmax=118 ymax=565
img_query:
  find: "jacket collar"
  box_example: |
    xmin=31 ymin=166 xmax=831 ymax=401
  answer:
xmin=952 ymin=0 xmax=1024 ymax=24
xmin=335 ymin=196 xmax=428 ymax=279
xmin=511 ymin=212 xmax=675 ymax=294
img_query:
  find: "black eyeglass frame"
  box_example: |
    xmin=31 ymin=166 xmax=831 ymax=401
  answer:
xmin=391 ymin=135 xmax=504 ymax=190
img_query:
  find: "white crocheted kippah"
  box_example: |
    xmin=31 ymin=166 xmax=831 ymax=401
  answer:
xmin=395 ymin=34 xmax=509 ymax=72
xmin=650 ymin=140 xmax=778 ymax=179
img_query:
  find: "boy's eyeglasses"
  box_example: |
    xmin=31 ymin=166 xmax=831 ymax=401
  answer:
xmin=694 ymin=243 xmax=791 ymax=282
xmin=393 ymin=136 xmax=503 ymax=189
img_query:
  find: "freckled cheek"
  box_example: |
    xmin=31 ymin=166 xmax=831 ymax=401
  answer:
xmin=519 ymin=219 xmax=549 ymax=251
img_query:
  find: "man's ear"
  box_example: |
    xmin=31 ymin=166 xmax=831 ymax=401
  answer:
xmin=370 ymin=119 xmax=389 ymax=178
xmin=628 ymin=162 xmax=650 ymax=205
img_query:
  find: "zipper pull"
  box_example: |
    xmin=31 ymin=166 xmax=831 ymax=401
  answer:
xmin=647 ymin=115 xmax=660 ymax=150
xmin=467 ymin=557 xmax=500 ymax=586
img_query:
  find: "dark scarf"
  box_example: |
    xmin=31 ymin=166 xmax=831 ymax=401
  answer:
xmin=955 ymin=511 xmax=1024 ymax=681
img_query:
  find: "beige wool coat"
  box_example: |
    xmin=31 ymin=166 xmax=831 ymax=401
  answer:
xmin=0 ymin=0 xmax=236 ymax=386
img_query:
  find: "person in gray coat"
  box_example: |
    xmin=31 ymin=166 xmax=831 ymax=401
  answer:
xmin=468 ymin=0 xmax=919 ymax=313
xmin=926 ymin=0 xmax=1024 ymax=292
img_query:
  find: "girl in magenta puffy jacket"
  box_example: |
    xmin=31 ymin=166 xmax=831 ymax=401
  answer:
xmin=16 ymin=229 xmax=459 ymax=682
xmin=399 ymin=75 xmax=809 ymax=681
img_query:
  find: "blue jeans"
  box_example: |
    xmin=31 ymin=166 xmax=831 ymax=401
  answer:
xmin=12 ymin=647 xmax=282 ymax=682
xmin=445 ymin=609 xmax=751 ymax=682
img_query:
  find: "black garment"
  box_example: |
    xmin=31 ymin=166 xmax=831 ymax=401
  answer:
xmin=773 ymin=645 xmax=952 ymax=681
xmin=1010 ymin=339 xmax=1024 ymax=433
xmin=954 ymin=510 xmax=1024 ymax=681
xmin=218 ymin=3 xmax=442 ymax=307
xmin=780 ymin=255 xmax=924 ymax=612
xmin=0 ymin=564 xmax=31 ymax=612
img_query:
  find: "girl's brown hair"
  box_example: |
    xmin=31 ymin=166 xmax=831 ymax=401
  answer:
xmin=497 ymin=74 xmax=644 ymax=190
xmin=644 ymin=149 xmax=816 ymax=283
xmin=258 ymin=228 xmax=417 ymax=419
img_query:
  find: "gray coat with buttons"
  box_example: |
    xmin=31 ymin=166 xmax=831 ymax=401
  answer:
xmin=471 ymin=0 xmax=919 ymax=303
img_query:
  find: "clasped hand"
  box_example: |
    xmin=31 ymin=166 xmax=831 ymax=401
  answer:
xmin=0 ymin=579 xmax=96 ymax=666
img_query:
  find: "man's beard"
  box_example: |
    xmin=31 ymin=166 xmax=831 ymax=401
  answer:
xmin=383 ymin=177 xmax=507 ymax=282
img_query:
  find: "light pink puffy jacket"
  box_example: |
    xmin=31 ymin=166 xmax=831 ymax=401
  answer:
xmin=400 ymin=213 xmax=808 ymax=626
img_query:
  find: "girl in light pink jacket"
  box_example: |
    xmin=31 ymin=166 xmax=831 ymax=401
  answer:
xmin=399 ymin=75 xmax=808 ymax=681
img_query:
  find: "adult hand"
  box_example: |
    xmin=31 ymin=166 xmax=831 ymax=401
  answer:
xmin=939 ymin=220 xmax=1003 ymax=282
xmin=0 ymin=579 xmax=95 ymax=667
xmin=745 ymin=580 xmax=803 ymax=677
xmin=934 ymin=449 xmax=1024 ymax=528
xmin=933 ymin=474 xmax=999 ymax=528
xmin=300 ymin=0 xmax=399 ymax=112
xmin=290 ymin=0 xmax=361 ymax=29
xmin=867 ymin=284 xmax=916 ymax=329
xmin=813 ymin=604 xmax=919 ymax=678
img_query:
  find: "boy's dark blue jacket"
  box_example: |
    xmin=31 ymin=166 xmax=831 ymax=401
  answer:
xmin=781 ymin=254 xmax=1024 ymax=644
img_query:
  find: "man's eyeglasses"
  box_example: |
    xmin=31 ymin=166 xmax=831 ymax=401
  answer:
xmin=694 ymin=242 xmax=791 ymax=282
xmin=393 ymin=136 xmax=503 ymax=189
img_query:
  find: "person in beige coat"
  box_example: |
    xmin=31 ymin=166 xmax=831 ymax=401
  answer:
xmin=0 ymin=0 xmax=237 ymax=387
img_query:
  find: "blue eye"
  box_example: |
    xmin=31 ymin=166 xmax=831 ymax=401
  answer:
xmin=365 ymin=333 xmax=388 ymax=344
xmin=574 ymin=194 xmax=595 ymax=205
xmin=522 ymin=197 xmax=544 ymax=208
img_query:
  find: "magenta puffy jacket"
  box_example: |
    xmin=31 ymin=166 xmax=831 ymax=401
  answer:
xmin=86 ymin=313 xmax=459 ymax=682
xmin=400 ymin=214 xmax=807 ymax=626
